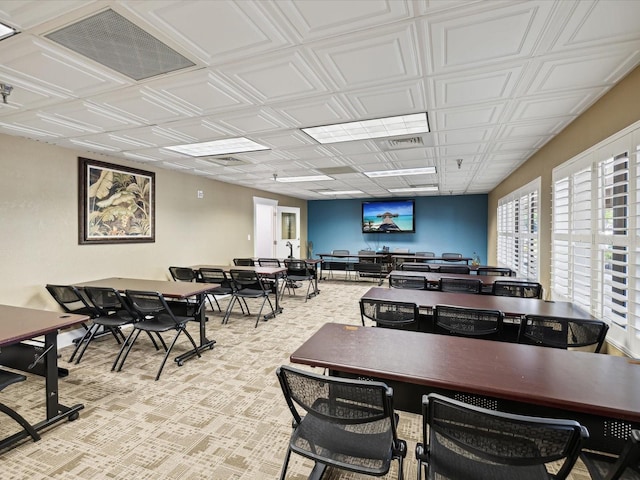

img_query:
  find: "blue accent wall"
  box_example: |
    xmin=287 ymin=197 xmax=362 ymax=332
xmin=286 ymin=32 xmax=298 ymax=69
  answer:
xmin=308 ymin=195 xmax=488 ymax=262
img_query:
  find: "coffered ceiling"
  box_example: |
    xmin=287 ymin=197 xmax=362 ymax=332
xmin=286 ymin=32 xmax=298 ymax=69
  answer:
xmin=0 ymin=0 xmax=639 ymax=200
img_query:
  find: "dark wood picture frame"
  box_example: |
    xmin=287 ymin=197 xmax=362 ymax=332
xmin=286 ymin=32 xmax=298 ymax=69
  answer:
xmin=78 ymin=157 xmax=155 ymax=244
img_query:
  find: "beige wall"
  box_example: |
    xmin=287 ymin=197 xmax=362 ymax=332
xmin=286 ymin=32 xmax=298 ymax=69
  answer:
xmin=0 ymin=133 xmax=306 ymax=310
xmin=488 ymin=65 xmax=640 ymax=294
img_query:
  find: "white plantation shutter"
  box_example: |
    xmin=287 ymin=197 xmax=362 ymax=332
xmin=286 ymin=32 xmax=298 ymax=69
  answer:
xmin=551 ymin=120 xmax=640 ymax=357
xmin=497 ymin=178 xmax=539 ymax=280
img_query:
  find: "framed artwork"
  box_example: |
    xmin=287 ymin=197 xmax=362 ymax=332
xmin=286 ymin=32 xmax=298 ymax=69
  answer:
xmin=78 ymin=157 xmax=155 ymax=244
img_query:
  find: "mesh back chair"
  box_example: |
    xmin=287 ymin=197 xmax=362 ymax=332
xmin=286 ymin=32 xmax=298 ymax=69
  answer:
xmin=393 ymin=247 xmax=410 ymax=253
xmin=415 ymin=251 xmax=435 ymax=258
xmin=257 ymin=258 xmax=282 ymax=293
xmin=438 ymin=264 xmax=471 ymax=274
xmin=518 ymin=315 xmax=609 ymax=352
xmin=389 ymin=274 xmax=427 ymax=290
xmin=0 ymin=369 xmax=40 ymax=443
xmin=327 ymin=250 xmax=353 ymax=280
xmin=233 ymin=258 xmax=255 ymax=266
xmin=69 ymin=286 xmax=159 ymax=365
xmin=224 ymin=269 xmax=275 ymax=327
xmin=477 ymin=267 xmax=513 ymax=276
xmin=46 ymin=284 xmax=99 ymax=356
xmin=442 ymin=252 xmax=463 ymax=262
xmin=400 ymin=263 xmax=431 ymax=272
xmin=360 ymin=298 xmax=419 ymax=331
xmin=45 ymin=284 xmax=99 ymax=318
xmin=168 ymin=266 xmax=214 ymax=312
xmin=493 ymin=280 xmax=543 ymax=299
xmin=168 ymin=266 xmax=197 ymax=282
xmin=434 ymin=304 xmax=504 ymax=340
xmin=283 ymin=259 xmax=315 ymax=301
xmin=118 ymin=290 xmax=201 ymax=381
xmin=198 ymin=268 xmax=242 ymax=313
xmin=276 ymin=365 xmax=407 ymax=480
xmin=581 ymin=429 xmax=640 ymax=480
xmin=415 ymin=393 xmax=588 ymax=480
xmin=439 ymin=277 xmax=482 ymax=294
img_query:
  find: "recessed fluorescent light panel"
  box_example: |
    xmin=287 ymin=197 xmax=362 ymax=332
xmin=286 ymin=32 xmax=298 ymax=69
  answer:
xmin=302 ymin=113 xmax=429 ymax=144
xmin=165 ymin=137 xmax=269 ymax=157
xmin=388 ymin=186 xmax=439 ymax=193
xmin=318 ymin=190 xmax=363 ymax=195
xmin=276 ymin=175 xmax=333 ymax=183
xmin=364 ymin=166 xmax=436 ymax=178
xmin=0 ymin=22 xmax=17 ymax=41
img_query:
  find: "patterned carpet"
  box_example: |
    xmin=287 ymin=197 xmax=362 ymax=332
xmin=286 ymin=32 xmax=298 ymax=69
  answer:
xmin=0 ymin=279 xmax=594 ymax=479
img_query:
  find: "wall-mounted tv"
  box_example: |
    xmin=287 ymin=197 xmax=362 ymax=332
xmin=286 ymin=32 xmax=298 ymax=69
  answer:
xmin=362 ymin=199 xmax=415 ymax=233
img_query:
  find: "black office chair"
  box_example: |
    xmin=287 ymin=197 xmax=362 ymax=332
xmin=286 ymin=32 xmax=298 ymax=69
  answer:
xmin=233 ymin=258 xmax=255 ymax=266
xmin=0 ymin=369 xmax=40 ymax=443
xmin=441 ymin=252 xmax=463 ymax=262
xmin=168 ymin=266 xmax=197 ymax=282
xmin=283 ymin=259 xmax=315 ymax=301
xmin=389 ymin=274 xmax=426 ymax=290
xmin=360 ymin=298 xmax=419 ymax=331
xmin=477 ymin=267 xmax=513 ymax=276
xmin=276 ymin=365 xmax=407 ymax=480
xmin=70 ymin=286 xmax=163 ymax=365
xmin=433 ymin=304 xmax=504 ymax=340
xmin=198 ymin=267 xmax=244 ymax=314
xmin=117 ymin=290 xmax=201 ymax=381
xmin=400 ymin=263 xmax=431 ymax=272
xmin=45 ymin=284 xmax=100 ymax=357
xmin=439 ymin=277 xmax=482 ymax=294
xmin=581 ymin=429 xmax=640 ymax=480
xmin=415 ymin=251 xmax=435 ymax=258
xmin=168 ymin=266 xmax=214 ymax=313
xmin=224 ymin=269 xmax=275 ymax=327
xmin=438 ymin=264 xmax=471 ymax=274
xmin=415 ymin=393 xmax=588 ymax=480
xmin=518 ymin=315 xmax=609 ymax=352
xmin=493 ymin=280 xmax=543 ymax=299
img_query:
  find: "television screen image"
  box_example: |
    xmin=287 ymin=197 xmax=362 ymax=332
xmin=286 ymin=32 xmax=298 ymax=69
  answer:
xmin=362 ymin=199 xmax=415 ymax=233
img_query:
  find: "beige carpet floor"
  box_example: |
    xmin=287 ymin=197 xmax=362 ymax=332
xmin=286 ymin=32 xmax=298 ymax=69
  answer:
xmin=0 ymin=279 xmax=595 ymax=479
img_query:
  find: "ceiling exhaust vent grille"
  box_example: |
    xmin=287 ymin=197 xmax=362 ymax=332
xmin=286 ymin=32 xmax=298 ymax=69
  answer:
xmin=200 ymin=156 xmax=247 ymax=167
xmin=45 ymin=9 xmax=195 ymax=81
xmin=376 ymin=134 xmax=434 ymax=151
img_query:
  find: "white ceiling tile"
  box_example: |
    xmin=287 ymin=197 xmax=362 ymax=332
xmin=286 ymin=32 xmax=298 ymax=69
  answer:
xmin=124 ymin=0 xmax=292 ymax=64
xmin=436 ymin=103 xmax=505 ymax=130
xmin=434 ymin=65 xmax=523 ymax=107
xmin=310 ymin=23 xmax=421 ymax=89
xmin=344 ymin=81 xmax=427 ymax=117
xmin=429 ymin=1 xmax=555 ymax=71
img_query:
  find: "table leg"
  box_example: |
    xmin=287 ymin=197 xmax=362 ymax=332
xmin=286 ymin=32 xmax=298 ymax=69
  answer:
xmin=0 ymin=332 xmax=84 ymax=451
xmin=307 ymin=461 xmax=327 ymax=479
xmin=264 ymin=273 xmax=284 ymax=320
xmin=175 ymin=293 xmax=216 ymax=365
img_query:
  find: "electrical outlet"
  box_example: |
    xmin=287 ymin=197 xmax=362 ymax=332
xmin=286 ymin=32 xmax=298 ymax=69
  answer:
xmin=197 ymin=190 xmax=204 ymax=199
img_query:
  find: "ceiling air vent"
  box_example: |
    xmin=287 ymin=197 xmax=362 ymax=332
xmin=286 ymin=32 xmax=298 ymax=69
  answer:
xmin=45 ymin=9 xmax=195 ymax=81
xmin=199 ymin=156 xmax=247 ymax=167
xmin=376 ymin=134 xmax=434 ymax=151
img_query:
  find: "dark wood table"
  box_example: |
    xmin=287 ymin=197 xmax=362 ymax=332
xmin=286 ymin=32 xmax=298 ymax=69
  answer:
xmin=387 ymin=270 xmax=527 ymax=287
xmin=75 ymin=277 xmax=219 ymax=364
xmin=0 ymin=304 xmax=88 ymax=450
xmin=362 ymin=286 xmax=592 ymax=319
xmin=290 ymin=322 xmax=640 ymax=454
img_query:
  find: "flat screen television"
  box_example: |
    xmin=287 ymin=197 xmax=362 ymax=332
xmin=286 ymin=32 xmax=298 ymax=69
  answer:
xmin=362 ymin=199 xmax=415 ymax=233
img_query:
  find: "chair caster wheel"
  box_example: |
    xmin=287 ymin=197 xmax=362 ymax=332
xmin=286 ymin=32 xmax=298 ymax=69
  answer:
xmin=68 ymin=411 xmax=80 ymax=421
xmin=177 ymin=360 xmax=184 ymax=367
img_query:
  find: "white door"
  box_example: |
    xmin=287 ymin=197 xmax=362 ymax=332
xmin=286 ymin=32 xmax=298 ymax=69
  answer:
xmin=253 ymin=197 xmax=277 ymax=258
xmin=276 ymin=206 xmax=300 ymax=259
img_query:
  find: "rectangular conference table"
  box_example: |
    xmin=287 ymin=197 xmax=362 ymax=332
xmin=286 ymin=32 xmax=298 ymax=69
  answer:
xmin=290 ymin=322 xmax=640 ymax=454
xmin=75 ymin=277 xmax=219 ymax=364
xmin=387 ymin=270 xmax=527 ymax=287
xmin=0 ymin=304 xmax=88 ymax=450
xmin=362 ymin=286 xmax=592 ymax=319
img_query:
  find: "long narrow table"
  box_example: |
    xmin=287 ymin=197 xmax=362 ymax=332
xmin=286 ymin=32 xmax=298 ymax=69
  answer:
xmin=387 ymin=270 xmax=527 ymax=287
xmin=75 ymin=277 xmax=218 ymax=364
xmin=290 ymin=322 xmax=640 ymax=454
xmin=362 ymin=286 xmax=591 ymax=319
xmin=0 ymin=304 xmax=88 ymax=450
